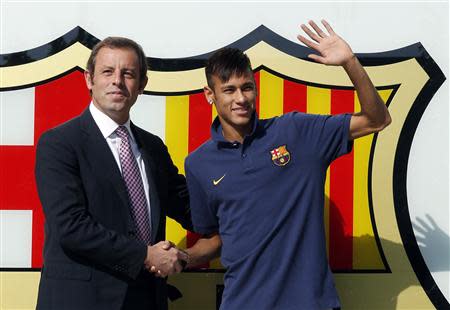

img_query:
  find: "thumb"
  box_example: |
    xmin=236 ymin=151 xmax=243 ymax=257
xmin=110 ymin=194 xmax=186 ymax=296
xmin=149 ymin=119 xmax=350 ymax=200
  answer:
xmin=308 ymin=54 xmax=326 ymax=64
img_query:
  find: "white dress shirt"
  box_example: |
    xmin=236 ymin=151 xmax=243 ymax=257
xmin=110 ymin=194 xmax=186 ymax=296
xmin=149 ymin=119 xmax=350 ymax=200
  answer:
xmin=89 ymin=103 xmax=152 ymax=222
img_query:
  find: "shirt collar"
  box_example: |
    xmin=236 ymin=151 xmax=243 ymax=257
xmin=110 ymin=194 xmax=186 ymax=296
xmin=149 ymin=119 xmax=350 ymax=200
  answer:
xmin=89 ymin=102 xmax=133 ymax=140
xmin=211 ymin=112 xmax=260 ymax=144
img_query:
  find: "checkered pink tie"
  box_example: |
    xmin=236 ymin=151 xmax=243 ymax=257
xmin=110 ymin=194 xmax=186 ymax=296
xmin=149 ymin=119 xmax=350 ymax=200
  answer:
xmin=116 ymin=126 xmax=151 ymax=245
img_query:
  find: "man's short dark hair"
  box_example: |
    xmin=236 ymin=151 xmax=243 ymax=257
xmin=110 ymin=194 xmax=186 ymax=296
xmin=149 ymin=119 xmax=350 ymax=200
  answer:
xmin=86 ymin=37 xmax=148 ymax=84
xmin=205 ymin=48 xmax=253 ymax=89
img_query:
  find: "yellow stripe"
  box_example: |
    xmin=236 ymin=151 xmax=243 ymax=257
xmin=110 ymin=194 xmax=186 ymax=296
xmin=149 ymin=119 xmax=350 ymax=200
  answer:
xmin=212 ymin=103 xmax=218 ymax=123
xmin=165 ymin=95 xmax=189 ymax=249
xmin=259 ymin=70 xmax=283 ymax=118
xmin=352 ymin=89 xmax=392 ymax=269
xmin=307 ymin=86 xmax=331 ymax=255
xmin=378 ymin=89 xmax=393 ymax=107
xmin=306 ymin=86 xmax=330 ymax=115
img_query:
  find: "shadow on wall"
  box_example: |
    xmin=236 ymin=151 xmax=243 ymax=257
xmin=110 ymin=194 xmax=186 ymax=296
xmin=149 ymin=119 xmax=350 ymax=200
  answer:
xmin=329 ymin=196 xmax=449 ymax=310
xmin=412 ymin=214 xmax=450 ymax=272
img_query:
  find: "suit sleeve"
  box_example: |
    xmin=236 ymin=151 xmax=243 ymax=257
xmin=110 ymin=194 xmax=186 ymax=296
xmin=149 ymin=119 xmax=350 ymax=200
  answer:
xmin=35 ymin=129 xmax=147 ymax=279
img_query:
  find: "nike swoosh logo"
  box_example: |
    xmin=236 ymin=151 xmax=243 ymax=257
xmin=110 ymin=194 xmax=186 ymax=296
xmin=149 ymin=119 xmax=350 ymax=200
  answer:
xmin=212 ymin=174 xmax=226 ymax=186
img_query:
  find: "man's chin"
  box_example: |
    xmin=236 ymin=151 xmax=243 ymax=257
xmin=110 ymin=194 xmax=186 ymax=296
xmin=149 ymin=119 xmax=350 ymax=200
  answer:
xmin=232 ymin=117 xmax=252 ymax=128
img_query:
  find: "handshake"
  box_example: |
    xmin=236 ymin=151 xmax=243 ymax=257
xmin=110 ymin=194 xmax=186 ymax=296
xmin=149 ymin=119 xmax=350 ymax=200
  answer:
xmin=144 ymin=240 xmax=189 ymax=278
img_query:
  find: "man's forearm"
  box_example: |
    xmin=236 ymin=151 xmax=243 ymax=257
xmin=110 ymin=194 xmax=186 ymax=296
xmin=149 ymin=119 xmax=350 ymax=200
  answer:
xmin=343 ymin=56 xmax=391 ymax=128
xmin=185 ymin=234 xmax=222 ymax=268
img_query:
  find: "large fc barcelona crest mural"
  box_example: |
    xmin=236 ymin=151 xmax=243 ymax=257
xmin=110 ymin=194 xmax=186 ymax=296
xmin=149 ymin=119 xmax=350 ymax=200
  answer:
xmin=0 ymin=26 xmax=447 ymax=309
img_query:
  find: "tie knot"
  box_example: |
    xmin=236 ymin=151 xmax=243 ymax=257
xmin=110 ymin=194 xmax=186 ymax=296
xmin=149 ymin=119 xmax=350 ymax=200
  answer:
xmin=115 ymin=126 xmax=129 ymax=140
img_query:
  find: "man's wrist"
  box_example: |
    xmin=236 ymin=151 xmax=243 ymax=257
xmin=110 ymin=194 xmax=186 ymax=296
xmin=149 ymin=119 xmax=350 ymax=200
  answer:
xmin=342 ymin=54 xmax=358 ymax=71
xmin=181 ymin=248 xmax=190 ymax=269
xmin=182 ymin=248 xmax=193 ymax=269
xmin=144 ymin=245 xmax=153 ymax=268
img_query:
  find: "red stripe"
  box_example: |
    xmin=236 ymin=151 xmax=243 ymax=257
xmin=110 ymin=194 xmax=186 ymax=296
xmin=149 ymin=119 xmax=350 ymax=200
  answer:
xmin=329 ymin=89 xmax=354 ymax=270
xmin=283 ymin=80 xmax=307 ymax=113
xmin=32 ymin=70 xmax=90 ymax=267
xmin=188 ymin=92 xmax=212 ymax=152
xmin=187 ymin=92 xmax=212 ymax=268
xmin=254 ymin=71 xmax=260 ymax=116
xmin=34 ymin=71 xmax=89 ymax=141
xmin=0 ymin=147 xmax=37 ymax=210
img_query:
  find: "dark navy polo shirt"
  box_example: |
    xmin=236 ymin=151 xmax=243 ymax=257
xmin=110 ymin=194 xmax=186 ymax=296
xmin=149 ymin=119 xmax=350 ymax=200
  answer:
xmin=185 ymin=112 xmax=352 ymax=310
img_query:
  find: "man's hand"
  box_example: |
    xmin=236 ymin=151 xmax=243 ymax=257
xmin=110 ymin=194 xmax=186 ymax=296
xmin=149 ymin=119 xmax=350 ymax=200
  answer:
xmin=297 ymin=19 xmax=354 ymax=67
xmin=144 ymin=241 xmax=189 ymax=277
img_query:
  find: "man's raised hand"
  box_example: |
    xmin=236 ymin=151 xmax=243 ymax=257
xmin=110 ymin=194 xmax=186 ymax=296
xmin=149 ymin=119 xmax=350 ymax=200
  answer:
xmin=297 ymin=19 xmax=355 ymax=67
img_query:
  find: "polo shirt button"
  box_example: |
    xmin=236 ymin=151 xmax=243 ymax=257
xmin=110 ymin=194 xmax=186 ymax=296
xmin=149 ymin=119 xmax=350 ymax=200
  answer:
xmin=242 ymin=154 xmax=247 ymax=158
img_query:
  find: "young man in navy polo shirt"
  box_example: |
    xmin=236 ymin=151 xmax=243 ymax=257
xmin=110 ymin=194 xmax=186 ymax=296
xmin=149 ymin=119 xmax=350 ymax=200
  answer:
xmin=184 ymin=20 xmax=391 ymax=310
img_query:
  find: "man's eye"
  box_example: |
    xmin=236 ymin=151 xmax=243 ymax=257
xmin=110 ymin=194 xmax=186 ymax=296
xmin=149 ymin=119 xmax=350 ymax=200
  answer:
xmin=102 ymin=70 xmax=112 ymax=75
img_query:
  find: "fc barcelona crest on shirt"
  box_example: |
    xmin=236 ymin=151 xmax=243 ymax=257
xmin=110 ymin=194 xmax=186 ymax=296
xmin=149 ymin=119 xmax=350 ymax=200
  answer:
xmin=270 ymin=145 xmax=290 ymax=166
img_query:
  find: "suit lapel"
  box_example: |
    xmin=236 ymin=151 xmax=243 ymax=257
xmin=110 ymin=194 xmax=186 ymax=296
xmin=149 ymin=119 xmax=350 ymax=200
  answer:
xmin=131 ymin=124 xmax=161 ymax=244
xmin=79 ymin=109 xmax=135 ymax=231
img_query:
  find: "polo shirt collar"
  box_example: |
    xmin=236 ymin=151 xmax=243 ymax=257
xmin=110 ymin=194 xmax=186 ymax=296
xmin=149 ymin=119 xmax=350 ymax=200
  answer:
xmin=211 ymin=112 xmax=261 ymax=145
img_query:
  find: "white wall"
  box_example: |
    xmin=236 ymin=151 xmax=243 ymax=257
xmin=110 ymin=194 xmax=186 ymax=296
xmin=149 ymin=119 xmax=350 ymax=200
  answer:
xmin=1 ymin=0 xmax=448 ymax=301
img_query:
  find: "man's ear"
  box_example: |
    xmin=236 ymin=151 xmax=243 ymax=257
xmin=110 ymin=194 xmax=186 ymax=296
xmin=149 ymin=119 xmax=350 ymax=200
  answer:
xmin=204 ymin=86 xmax=215 ymax=104
xmin=84 ymin=70 xmax=93 ymax=90
xmin=139 ymin=76 xmax=148 ymax=94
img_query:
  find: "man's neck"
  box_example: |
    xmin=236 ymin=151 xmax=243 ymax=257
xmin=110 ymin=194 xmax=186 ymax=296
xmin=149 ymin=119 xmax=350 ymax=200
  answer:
xmin=221 ymin=123 xmax=252 ymax=144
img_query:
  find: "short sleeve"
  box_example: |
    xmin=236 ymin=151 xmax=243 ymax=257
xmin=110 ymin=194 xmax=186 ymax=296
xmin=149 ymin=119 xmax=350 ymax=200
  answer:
xmin=292 ymin=112 xmax=353 ymax=163
xmin=185 ymin=160 xmax=219 ymax=235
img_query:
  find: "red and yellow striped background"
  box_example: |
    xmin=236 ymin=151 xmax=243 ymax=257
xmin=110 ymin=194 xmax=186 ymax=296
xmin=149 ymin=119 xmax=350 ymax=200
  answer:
xmin=1 ymin=69 xmax=392 ymax=271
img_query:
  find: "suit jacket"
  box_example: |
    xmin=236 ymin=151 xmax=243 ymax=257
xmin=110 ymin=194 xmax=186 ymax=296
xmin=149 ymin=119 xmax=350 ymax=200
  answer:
xmin=35 ymin=108 xmax=193 ymax=310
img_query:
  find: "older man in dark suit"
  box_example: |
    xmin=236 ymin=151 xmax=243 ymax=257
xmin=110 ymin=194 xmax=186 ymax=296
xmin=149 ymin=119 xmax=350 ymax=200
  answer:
xmin=35 ymin=37 xmax=220 ymax=310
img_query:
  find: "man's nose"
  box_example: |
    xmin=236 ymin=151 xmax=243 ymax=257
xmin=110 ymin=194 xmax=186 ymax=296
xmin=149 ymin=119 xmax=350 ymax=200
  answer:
xmin=112 ymin=72 xmax=123 ymax=86
xmin=235 ymin=89 xmax=245 ymax=103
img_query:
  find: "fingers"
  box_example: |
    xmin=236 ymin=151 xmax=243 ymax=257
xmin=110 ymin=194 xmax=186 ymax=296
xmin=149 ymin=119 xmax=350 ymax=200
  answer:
xmin=300 ymin=23 xmax=321 ymax=43
xmin=153 ymin=240 xmax=176 ymax=251
xmin=321 ymin=19 xmax=335 ymax=35
xmin=151 ymin=260 xmax=184 ymax=277
xmin=297 ymin=34 xmax=319 ymax=50
xmin=146 ymin=244 xmax=187 ymax=277
xmin=308 ymin=20 xmax=327 ymax=38
xmin=150 ymin=262 xmax=183 ymax=277
xmin=299 ymin=19 xmax=334 ymax=44
xmin=161 ymin=240 xmax=175 ymax=250
xmin=150 ymin=265 xmax=164 ymax=278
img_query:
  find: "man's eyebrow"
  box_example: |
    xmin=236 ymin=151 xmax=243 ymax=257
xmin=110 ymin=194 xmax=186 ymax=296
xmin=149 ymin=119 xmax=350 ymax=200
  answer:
xmin=220 ymin=84 xmax=236 ymax=89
